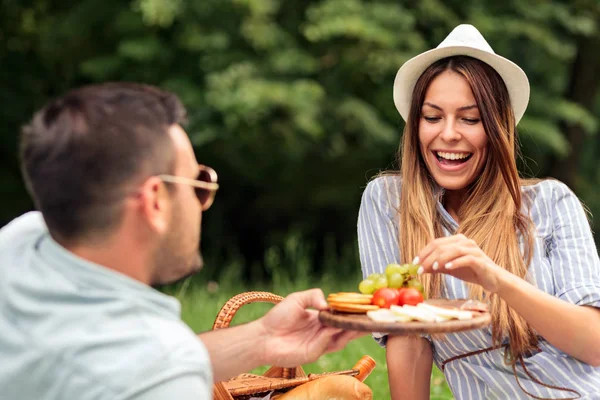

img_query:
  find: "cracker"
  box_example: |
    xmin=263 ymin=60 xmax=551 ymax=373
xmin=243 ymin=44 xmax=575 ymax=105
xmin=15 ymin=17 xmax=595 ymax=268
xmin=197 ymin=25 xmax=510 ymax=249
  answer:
xmin=328 ymin=302 xmax=379 ymax=313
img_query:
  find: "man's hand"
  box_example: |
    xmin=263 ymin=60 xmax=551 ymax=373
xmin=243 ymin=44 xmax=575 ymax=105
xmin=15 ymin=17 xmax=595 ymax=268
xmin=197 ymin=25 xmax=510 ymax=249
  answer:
xmin=200 ymin=288 xmax=366 ymax=382
xmin=257 ymin=289 xmax=366 ymax=367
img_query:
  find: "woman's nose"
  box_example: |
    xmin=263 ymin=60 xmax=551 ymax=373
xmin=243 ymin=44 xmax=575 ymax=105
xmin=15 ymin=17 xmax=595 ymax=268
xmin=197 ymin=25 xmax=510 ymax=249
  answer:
xmin=439 ymin=119 xmax=461 ymax=142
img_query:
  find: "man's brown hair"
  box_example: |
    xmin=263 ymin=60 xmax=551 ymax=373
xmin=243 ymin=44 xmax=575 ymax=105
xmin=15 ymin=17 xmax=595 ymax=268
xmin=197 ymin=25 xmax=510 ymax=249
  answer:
xmin=20 ymin=82 xmax=186 ymax=244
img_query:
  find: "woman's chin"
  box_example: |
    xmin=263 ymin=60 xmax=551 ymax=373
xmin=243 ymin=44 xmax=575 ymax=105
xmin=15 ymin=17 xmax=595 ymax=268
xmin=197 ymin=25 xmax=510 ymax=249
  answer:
xmin=433 ymin=177 xmax=473 ymax=192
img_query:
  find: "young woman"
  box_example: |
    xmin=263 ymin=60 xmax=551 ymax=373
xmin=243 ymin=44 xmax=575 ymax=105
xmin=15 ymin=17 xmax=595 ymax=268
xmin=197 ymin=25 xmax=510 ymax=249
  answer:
xmin=358 ymin=24 xmax=600 ymax=399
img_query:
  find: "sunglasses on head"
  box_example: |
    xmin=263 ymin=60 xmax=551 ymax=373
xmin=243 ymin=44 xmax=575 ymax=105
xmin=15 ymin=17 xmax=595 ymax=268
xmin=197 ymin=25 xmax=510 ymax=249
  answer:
xmin=159 ymin=165 xmax=219 ymax=211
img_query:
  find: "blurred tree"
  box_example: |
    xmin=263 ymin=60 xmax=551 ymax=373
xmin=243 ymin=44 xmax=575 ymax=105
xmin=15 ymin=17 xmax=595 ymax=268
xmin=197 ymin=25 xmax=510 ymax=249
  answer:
xmin=1 ymin=0 xmax=598 ymax=280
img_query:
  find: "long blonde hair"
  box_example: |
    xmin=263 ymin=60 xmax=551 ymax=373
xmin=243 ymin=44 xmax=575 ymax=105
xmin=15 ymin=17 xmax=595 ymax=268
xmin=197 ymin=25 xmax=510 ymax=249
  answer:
xmin=396 ymin=56 xmax=538 ymax=360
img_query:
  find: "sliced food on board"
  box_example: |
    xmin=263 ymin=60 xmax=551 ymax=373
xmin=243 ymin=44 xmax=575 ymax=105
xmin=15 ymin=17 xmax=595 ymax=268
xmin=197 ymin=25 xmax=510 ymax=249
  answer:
xmin=326 ymin=263 xmax=490 ymax=324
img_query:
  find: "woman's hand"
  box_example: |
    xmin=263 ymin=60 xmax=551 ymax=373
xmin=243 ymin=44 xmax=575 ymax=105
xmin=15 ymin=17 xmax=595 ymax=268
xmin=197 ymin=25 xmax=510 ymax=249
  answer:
xmin=414 ymin=234 xmax=506 ymax=293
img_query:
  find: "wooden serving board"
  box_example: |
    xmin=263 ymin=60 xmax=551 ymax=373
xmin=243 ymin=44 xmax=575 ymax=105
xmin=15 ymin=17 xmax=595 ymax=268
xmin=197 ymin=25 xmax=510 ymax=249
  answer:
xmin=319 ymin=299 xmax=491 ymax=335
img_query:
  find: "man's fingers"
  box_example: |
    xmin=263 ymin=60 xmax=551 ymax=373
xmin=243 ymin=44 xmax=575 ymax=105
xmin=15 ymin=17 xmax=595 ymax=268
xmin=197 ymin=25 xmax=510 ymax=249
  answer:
xmin=324 ymin=330 xmax=366 ymax=354
xmin=287 ymin=288 xmax=328 ymax=310
xmin=312 ymin=326 xmax=348 ymax=351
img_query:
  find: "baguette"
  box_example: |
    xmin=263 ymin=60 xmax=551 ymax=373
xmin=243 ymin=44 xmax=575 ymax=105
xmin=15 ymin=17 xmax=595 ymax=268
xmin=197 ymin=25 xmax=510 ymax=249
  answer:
xmin=273 ymin=375 xmax=372 ymax=400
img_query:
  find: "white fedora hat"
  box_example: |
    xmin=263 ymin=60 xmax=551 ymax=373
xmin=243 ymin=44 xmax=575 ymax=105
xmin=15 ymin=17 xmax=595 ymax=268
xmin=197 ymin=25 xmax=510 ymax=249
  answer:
xmin=393 ymin=24 xmax=530 ymax=124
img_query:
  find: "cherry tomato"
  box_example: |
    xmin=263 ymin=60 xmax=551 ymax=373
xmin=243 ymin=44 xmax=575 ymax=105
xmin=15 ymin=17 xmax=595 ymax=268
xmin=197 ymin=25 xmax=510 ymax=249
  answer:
xmin=407 ymin=279 xmax=425 ymax=295
xmin=371 ymin=288 xmax=400 ymax=309
xmin=397 ymin=288 xmax=424 ymax=306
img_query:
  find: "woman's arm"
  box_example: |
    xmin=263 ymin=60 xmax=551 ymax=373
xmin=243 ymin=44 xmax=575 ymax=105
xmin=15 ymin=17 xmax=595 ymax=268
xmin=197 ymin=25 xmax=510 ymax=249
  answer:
xmin=416 ymin=234 xmax=600 ymax=365
xmin=415 ymin=182 xmax=600 ymax=365
xmin=496 ymin=272 xmax=600 ymax=365
xmin=387 ymin=335 xmax=433 ymax=400
xmin=357 ymin=179 xmax=434 ymax=396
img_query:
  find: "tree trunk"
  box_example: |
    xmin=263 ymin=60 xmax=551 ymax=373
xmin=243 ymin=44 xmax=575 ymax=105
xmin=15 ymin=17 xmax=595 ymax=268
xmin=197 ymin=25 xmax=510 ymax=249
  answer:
xmin=550 ymin=33 xmax=600 ymax=186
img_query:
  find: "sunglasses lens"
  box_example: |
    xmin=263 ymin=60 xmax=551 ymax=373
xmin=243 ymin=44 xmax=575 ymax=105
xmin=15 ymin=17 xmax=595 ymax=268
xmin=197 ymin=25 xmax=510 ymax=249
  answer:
xmin=195 ymin=168 xmax=214 ymax=206
xmin=198 ymin=168 xmax=214 ymax=184
xmin=194 ymin=188 xmax=209 ymax=205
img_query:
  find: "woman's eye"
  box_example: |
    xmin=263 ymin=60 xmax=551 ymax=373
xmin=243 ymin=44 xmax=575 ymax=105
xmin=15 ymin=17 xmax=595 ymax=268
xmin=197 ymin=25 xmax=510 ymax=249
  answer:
xmin=463 ymin=118 xmax=480 ymax=125
xmin=423 ymin=116 xmax=441 ymax=123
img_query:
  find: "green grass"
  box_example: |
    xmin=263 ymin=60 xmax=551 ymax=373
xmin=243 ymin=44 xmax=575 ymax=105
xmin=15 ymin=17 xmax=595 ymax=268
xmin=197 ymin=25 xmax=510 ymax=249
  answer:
xmin=167 ymin=235 xmax=454 ymax=398
xmin=169 ymin=277 xmax=454 ymax=399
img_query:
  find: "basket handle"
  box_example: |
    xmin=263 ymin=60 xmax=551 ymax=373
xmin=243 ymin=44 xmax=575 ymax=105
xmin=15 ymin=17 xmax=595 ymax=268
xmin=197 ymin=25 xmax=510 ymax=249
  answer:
xmin=211 ymin=292 xmax=376 ymax=399
xmin=212 ymin=291 xmax=284 ymax=330
xmin=211 ymin=291 xmax=304 ymax=382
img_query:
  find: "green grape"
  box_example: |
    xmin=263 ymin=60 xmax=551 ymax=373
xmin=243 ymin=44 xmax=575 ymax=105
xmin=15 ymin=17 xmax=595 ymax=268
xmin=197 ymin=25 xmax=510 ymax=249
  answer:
xmin=398 ymin=264 xmax=410 ymax=275
xmin=385 ymin=263 xmax=402 ymax=277
xmin=374 ymin=276 xmax=389 ymax=290
xmin=358 ymin=279 xmax=375 ymax=294
xmin=367 ymin=273 xmax=382 ymax=281
xmin=408 ymin=263 xmax=420 ymax=277
xmin=388 ymin=272 xmax=404 ymax=288
xmin=407 ymin=279 xmax=425 ymax=294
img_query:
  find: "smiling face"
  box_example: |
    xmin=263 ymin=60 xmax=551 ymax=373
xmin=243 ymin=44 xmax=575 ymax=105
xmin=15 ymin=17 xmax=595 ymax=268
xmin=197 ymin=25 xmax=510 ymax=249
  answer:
xmin=418 ymin=69 xmax=488 ymax=192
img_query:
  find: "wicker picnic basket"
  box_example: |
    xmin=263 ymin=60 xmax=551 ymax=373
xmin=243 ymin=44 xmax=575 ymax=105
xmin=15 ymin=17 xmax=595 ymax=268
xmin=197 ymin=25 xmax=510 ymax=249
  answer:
xmin=212 ymin=291 xmax=376 ymax=400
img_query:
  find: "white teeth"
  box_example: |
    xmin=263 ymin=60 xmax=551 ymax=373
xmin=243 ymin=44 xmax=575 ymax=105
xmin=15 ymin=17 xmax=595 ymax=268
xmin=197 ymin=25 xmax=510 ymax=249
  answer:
xmin=437 ymin=151 xmax=471 ymax=160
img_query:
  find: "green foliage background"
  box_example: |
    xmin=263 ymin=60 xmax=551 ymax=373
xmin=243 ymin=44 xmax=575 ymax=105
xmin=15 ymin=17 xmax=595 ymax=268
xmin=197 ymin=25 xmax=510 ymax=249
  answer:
xmin=2 ymin=0 xmax=599 ymax=278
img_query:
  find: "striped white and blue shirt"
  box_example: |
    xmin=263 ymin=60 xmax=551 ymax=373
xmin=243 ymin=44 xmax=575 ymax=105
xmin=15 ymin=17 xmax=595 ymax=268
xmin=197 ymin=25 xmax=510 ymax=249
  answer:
xmin=358 ymin=176 xmax=600 ymax=399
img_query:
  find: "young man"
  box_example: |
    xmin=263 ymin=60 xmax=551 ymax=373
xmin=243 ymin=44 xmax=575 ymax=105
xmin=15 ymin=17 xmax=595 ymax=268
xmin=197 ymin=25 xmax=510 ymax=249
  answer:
xmin=0 ymin=83 xmax=362 ymax=399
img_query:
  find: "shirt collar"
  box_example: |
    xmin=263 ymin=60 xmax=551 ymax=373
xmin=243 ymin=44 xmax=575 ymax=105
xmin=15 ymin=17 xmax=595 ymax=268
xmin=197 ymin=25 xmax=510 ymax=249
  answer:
xmin=432 ymin=184 xmax=459 ymax=232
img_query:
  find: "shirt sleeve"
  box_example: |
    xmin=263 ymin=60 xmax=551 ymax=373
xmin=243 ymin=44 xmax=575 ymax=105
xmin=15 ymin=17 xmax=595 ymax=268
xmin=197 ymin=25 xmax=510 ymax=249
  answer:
xmin=357 ymin=177 xmax=401 ymax=277
xmin=547 ymin=180 xmax=600 ymax=308
xmin=357 ymin=176 xmax=402 ymax=347
xmin=125 ymin=374 xmax=211 ymax=400
xmin=0 ymin=211 xmax=47 ymax=247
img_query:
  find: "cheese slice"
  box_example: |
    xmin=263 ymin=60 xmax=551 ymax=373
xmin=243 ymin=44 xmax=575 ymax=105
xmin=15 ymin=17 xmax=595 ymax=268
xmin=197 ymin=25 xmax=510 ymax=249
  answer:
xmin=367 ymin=309 xmax=412 ymax=323
xmin=417 ymin=303 xmax=473 ymax=320
xmin=390 ymin=305 xmax=437 ymax=322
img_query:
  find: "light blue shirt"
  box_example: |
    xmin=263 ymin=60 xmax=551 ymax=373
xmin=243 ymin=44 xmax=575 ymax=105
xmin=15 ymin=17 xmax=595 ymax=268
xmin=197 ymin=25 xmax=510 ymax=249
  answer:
xmin=358 ymin=176 xmax=600 ymax=399
xmin=0 ymin=212 xmax=213 ymax=400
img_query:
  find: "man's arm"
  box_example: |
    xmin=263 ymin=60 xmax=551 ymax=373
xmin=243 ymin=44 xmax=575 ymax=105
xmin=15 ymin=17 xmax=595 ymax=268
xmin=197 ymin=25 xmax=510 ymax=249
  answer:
xmin=199 ymin=289 xmax=366 ymax=383
xmin=198 ymin=318 xmax=267 ymax=383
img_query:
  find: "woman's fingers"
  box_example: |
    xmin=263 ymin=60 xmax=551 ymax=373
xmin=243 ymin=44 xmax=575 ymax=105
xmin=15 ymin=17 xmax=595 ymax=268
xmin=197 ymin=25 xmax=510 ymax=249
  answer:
xmin=419 ymin=247 xmax=466 ymax=274
xmin=414 ymin=235 xmax=468 ymax=264
xmin=416 ymin=235 xmax=478 ymax=275
xmin=413 ymin=235 xmax=502 ymax=292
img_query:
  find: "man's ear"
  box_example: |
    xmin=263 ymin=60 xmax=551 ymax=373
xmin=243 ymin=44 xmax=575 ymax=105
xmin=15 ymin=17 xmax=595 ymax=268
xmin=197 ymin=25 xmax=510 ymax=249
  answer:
xmin=138 ymin=176 xmax=171 ymax=234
